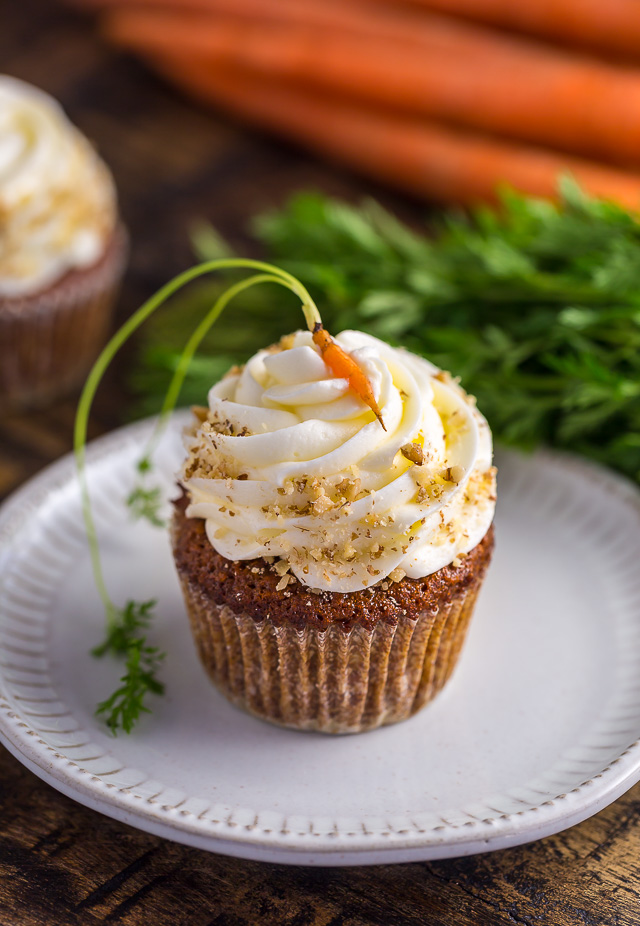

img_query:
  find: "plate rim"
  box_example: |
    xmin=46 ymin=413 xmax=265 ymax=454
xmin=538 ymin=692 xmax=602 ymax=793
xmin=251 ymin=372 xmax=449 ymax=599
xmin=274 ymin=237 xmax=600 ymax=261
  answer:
xmin=1 ymin=413 xmax=640 ymax=866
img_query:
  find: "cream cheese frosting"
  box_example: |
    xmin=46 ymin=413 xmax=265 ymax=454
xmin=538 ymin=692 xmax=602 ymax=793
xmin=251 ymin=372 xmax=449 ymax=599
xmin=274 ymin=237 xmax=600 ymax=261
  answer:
xmin=182 ymin=330 xmax=496 ymax=593
xmin=0 ymin=75 xmax=117 ymax=298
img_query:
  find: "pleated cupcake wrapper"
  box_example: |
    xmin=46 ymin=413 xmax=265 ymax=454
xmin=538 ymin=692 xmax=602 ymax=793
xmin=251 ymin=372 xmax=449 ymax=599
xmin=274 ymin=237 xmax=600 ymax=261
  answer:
xmin=179 ymin=577 xmax=481 ymax=734
xmin=0 ymin=226 xmax=128 ymax=411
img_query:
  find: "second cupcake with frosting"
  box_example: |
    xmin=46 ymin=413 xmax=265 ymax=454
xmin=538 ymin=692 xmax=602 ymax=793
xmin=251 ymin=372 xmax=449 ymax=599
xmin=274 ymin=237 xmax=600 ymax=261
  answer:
xmin=0 ymin=75 xmax=127 ymax=409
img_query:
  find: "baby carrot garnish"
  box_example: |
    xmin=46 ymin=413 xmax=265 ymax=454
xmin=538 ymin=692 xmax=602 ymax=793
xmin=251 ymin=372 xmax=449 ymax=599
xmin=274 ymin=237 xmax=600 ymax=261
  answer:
xmin=312 ymin=322 xmax=386 ymax=430
xmin=298 ymin=301 xmax=386 ymax=427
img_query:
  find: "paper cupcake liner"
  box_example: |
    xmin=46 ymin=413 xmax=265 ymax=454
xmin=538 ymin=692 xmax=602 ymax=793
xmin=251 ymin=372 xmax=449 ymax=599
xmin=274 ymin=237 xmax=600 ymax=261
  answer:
xmin=0 ymin=225 xmax=128 ymax=411
xmin=179 ymin=575 xmax=482 ymax=734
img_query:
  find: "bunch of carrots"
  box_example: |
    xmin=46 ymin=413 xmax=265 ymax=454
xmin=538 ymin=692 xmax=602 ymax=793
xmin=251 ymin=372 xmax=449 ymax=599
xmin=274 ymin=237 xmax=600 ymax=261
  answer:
xmin=73 ymin=0 xmax=640 ymax=207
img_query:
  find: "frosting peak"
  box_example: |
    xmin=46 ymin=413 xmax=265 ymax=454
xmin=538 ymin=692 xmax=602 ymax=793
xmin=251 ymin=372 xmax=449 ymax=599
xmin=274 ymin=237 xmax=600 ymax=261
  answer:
xmin=0 ymin=75 xmax=117 ymax=297
xmin=183 ymin=330 xmax=496 ymax=593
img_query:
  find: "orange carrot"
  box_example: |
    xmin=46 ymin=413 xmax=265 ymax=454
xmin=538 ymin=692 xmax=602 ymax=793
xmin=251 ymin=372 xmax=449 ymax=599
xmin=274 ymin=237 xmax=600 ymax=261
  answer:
xmin=145 ymin=57 xmax=640 ymax=209
xmin=71 ymin=0 xmax=640 ymax=63
xmin=311 ymin=324 xmax=386 ymax=430
xmin=368 ymin=0 xmax=640 ymax=59
xmin=103 ymin=8 xmax=640 ymax=164
xmin=71 ymin=0 xmax=538 ymax=59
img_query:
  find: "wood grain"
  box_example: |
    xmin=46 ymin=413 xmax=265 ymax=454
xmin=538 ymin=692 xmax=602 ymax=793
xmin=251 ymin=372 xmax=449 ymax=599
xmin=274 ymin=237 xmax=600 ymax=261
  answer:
xmin=1 ymin=1 xmax=640 ymax=923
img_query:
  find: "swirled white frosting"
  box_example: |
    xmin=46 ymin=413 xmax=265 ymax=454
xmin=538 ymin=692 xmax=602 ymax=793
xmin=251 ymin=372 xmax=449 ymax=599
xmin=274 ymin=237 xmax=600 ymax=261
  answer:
xmin=0 ymin=75 xmax=117 ymax=297
xmin=182 ymin=330 xmax=496 ymax=593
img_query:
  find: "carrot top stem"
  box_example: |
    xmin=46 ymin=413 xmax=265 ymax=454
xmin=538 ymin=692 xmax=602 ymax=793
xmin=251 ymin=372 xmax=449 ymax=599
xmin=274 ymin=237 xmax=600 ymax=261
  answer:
xmin=74 ymin=258 xmax=319 ymax=626
xmin=301 ymin=300 xmax=322 ymax=331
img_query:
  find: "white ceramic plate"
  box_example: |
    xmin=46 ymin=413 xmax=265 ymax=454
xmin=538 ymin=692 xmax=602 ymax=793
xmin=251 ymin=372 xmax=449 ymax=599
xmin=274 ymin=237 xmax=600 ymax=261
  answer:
xmin=1 ymin=414 xmax=640 ymax=866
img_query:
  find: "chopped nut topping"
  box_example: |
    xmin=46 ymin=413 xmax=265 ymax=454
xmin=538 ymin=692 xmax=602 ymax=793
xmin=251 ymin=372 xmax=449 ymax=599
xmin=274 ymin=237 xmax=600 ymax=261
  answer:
xmin=342 ymin=542 xmax=357 ymax=561
xmin=434 ymin=370 xmax=461 ymax=387
xmin=336 ymin=476 xmax=361 ymax=502
xmin=442 ymin=464 xmax=465 ymax=483
xmin=276 ymin=574 xmax=292 ymax=591
xmin=388 ymin=567 xmax=406 ymax=584
xmin=312 ymin=493 xmax=334 ymax=515
xmin=400 ymin=442 xmax=425 ymax=465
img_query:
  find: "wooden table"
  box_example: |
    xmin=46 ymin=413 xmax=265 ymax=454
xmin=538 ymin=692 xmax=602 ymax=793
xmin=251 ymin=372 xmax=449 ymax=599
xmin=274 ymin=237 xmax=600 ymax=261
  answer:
xmin=1 ymin=3 xmax=639 ymax=923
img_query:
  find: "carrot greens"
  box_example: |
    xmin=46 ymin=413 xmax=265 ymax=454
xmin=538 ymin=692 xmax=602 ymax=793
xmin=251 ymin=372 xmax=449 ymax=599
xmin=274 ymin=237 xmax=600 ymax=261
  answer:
xmin=92 ymin=600 xmax=163 ymax=735
xmin=132 ymin=179 xmax=640 ymax=485
xmin=126 ymin=484 xmax=165 ymax=528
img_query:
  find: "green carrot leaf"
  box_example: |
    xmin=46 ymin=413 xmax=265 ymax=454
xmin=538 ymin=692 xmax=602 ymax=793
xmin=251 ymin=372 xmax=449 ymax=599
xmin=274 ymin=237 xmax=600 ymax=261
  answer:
xmin=95 ymin=639 xmax=165 ymax=735
xmin=91 ymin=599 xmax=157 ymax=659
xmin=126 ymin=484 xmax=165 ymax=528
xmin=130 ymin=180 xmax=640 ymax=487
xmin=92 ymin=599 xmax=165 ymax=735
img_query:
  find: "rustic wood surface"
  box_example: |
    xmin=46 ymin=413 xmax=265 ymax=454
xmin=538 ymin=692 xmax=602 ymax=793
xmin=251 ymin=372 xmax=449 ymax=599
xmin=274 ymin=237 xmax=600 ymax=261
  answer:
xmin=1 ymin=2 xmax=640 ymax=923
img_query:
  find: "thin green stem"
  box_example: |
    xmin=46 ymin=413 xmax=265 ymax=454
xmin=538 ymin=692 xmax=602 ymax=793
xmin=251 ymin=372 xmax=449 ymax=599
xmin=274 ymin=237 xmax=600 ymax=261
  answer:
xmin=143 ymin=273 xmax=302 ymax=460
xmin=73 ymin=258 xmax=319 ymax=627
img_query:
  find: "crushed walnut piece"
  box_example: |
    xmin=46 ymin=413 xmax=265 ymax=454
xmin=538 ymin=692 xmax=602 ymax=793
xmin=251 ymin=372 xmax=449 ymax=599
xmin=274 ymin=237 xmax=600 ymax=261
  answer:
xmin=400 ymin=442 xmax=425 ymax=465
xmin=312 ymin=492 xmax=334 ymax=516
xmin=442 ymin=464 xmax=465 ymax=484
xmin=276 ymin=574 xmax=293 ymax=592
xmin=342 ymin=542 xmax=357 ymax=561
xmin=388 ymin=567 xmax=406 ymax=584
xmin=335 ymin=475 xmax=361 ymax=502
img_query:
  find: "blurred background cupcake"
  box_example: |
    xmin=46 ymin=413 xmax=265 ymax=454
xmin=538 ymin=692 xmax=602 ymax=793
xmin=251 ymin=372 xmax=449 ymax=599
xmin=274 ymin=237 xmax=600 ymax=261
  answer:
xmin=0 ymin=75 xmax=127 ymax=412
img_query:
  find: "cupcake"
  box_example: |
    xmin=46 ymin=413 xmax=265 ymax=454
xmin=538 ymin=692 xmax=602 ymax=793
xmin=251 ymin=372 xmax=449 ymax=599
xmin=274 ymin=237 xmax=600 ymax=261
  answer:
xmin=171 ymin=329 xmax=496 ymax=733
xmin=0 ymin=75 xmax=127 ymax=411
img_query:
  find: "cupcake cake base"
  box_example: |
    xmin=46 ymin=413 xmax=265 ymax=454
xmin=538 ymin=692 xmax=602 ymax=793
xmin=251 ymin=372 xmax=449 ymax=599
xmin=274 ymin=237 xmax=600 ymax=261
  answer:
xmin=172 ymin=496 xmax=494 ymax=734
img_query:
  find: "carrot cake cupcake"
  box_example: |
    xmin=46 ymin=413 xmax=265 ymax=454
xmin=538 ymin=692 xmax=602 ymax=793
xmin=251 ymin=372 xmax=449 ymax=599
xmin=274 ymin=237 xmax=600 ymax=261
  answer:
xmin=0 ymin=75 xmax=127 ymax=410
xmin=171 ymin=328 xmax=496 ymax=733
